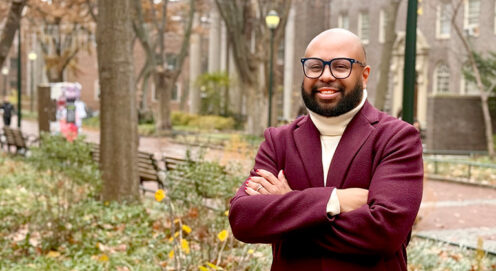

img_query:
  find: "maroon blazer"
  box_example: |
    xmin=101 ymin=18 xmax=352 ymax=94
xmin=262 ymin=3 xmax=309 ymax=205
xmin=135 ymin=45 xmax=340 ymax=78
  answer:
xmin=229 ymin=101 xmax=423 ymax=271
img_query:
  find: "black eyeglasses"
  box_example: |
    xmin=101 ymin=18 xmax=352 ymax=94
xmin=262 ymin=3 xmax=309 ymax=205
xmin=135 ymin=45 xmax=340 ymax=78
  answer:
xmin=300 ymin=57 xmax=366 ymax=79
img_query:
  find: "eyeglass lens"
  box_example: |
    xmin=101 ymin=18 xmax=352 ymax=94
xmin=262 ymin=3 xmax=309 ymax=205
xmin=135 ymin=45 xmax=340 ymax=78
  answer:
xmin=303 ymin=58 xmax=352 ymax=79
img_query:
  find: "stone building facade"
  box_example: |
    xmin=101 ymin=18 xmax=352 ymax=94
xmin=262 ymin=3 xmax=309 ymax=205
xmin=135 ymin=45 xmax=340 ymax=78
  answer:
xmin=286 ymin=0 xmax=496 ymax=151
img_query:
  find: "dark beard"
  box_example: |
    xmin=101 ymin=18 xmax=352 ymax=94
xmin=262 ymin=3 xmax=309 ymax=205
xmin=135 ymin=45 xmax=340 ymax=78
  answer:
xmin=301 ymin=81 xmax=363 ymax=117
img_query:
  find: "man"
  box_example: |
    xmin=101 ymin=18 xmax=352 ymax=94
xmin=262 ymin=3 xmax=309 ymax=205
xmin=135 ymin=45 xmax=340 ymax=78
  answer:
xmin=229 ymin=29 xmax=423 ymax=270
xmin=0 ymin=97 xmax=15 ymax=127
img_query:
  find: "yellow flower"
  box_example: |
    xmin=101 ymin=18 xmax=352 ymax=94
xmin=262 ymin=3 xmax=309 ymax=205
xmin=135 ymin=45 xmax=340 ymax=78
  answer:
xmin=47 ymin=251 xmax=60 ymax=258
xmin=168 ymin=237 xmax=174 ymax=243
xmin=98 ymin=254 xmax=109 ymax=262
xmin=155 ymin=189 xmax=166 ymax=202
xmin=217 ymin=230 xmax=228 ymax=242
xmin=198 ymin=266 xmax=208 ymax=271
xmin=182 ymin=224 xmax=192 ymax=234
xmin=181 ymin=239 xmax=190 ymax=254
xmin=174 ymin=231 xmax=180 ymax=238
xmin=173 ymin=218 xmax=181 ymax=224
xmin=169 ymin=250 xmax=174 ymax=259
xmin=206 ymin=262 xmax=221 ymax=270
xmin=224 ymin=210 xmax=229 ymax=216
xmin=104 ymin=201 xmax=109 ymax=206
xmin=247 ymin=249 xmax=254 ymax=255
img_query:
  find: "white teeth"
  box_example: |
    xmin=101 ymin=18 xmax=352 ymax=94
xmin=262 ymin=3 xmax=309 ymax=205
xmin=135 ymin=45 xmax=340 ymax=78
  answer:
xmin=320 ymin=90 xmax=336 ymax=94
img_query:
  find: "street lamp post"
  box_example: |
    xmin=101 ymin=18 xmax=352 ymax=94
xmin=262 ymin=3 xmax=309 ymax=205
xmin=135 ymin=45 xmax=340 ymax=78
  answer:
xmin=28 ymin=51 xmax=37 ymax=113
xmin=265 ymin=10 xmax=280 ymax=128
xmin=1 ymin=67 xmax=8 ymax=97
xmin=17 ymin=20 xmax=22 ymax=128
xmin=402 ymin=0 xmax=418 ymax=125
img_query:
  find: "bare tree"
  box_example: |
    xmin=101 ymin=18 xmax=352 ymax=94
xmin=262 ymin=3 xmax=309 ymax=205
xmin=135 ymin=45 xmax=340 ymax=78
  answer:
xmin=27 ymin=0 xmax=95 ymax=82
xmin=0 ymin=0 xmax=27 ymax=68
xmin=97 ymin=0 xmax=140 ymax=201
xmin=215 ymin=0 xmax=291 ymax=135
xmin=374 ymin=0 xmax=401 ymax=111
xmin=451 ymin=0 xmax=494 ymax=157
xmin=132 ymin=0 xmax=196 ymax=132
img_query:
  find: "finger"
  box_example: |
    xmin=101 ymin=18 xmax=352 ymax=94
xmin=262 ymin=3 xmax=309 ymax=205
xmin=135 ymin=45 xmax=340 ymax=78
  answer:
xmin=256 ymin=169 xmax=279 ymax=185
xmin=246 ymin=179 xmax=267 ymax=194
xmin=245 ymin=186 xmax=260 ymax=196
xmin=250 ymin=177 xmax=275 ymax=191
xmin=278 ymin=170 xmax=288 ymax=183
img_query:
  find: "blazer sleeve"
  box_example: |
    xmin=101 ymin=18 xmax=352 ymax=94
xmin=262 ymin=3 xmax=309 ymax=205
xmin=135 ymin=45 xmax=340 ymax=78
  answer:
xmin=305 ymin=124 xmax=423 ymax=256
xmin=229 ymin=127 xmax=335 ymax=244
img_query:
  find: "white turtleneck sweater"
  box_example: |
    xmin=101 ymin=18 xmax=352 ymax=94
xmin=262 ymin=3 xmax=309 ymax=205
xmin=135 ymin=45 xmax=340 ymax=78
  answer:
xmin=307 ymin=89 xmax=368 ymax=216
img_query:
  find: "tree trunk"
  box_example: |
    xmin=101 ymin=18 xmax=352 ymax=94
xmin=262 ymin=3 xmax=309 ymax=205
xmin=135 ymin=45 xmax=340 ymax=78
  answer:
xmin=374 ymin=0 xmax=400 ymax=111
xmin=452 ymin=0 xmax=494 ymax=157
xmin=97 ymin=0 xmax=139 ymax=201
xmin=188 ymin=13 xmax=201 ymax=114
xmin=0 ymin=0 xmax=27 ymax=68
xmin=156 ymin=68 xmax=172 ymax=131
xmin=46 ymin=67 xmax=63 ymax=83
xmin=245 ymin=80 xmax=266 ymax=135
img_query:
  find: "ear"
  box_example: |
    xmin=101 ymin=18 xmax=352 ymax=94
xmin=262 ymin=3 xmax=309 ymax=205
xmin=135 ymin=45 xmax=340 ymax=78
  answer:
xmin=361 ymin=66 xmax=371 ymax=89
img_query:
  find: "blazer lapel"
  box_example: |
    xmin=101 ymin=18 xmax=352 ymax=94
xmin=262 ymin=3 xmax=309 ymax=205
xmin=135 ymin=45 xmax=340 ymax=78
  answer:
xmin=326 ymin=102 xmax=377 ymax=188
xmin=294 ymin=116 xmax=325 ymax=187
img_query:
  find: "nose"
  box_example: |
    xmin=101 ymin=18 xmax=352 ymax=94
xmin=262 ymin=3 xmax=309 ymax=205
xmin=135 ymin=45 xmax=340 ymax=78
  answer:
xmin=320 ymin=63 xmax=336 ymax=82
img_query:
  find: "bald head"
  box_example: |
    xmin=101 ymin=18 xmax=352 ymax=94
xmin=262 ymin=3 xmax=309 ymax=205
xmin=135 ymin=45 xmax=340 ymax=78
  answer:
xmin=304 ymin=28 xmax=367 ymax=63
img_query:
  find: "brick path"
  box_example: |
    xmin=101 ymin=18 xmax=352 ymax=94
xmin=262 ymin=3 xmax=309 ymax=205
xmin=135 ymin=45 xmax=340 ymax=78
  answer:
xmin=416 ymin=179 xmax=496 ymax=254
xmin=8 ymin=118 xmax=496 ymax=254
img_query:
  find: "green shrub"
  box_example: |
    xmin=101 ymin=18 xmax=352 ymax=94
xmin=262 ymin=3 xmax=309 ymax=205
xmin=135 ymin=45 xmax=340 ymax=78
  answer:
xmin=171 ymin=111 xmax=235 ymax=131
xmin=189 ymin=115 xmax=235 ymax=131
xmin=171 ymin=111 xmax=196 ymax=126
xmin=0 ymin=152 xmax=273 ymax=270
xmin=24 ymin=134 xmax=101 ymax=251
xmin=138 ymin=123 xmax=156 ymax=136
xmin=195 ymin=72 xmax=230 ymax=115
xmin=82 ymin=115 xmax=100 ymax=129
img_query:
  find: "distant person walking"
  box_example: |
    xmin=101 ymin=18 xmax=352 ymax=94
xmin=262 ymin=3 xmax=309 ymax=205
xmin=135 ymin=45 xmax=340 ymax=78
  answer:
xmin=0 ymin=97 xmax=15 ymax=127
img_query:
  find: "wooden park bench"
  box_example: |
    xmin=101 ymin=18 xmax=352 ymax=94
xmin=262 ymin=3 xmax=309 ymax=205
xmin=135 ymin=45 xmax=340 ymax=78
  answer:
xmin=2 ymin=127 xmax=37 ymax=155
xmin=90 ymin=144 xmax=169 ymax=193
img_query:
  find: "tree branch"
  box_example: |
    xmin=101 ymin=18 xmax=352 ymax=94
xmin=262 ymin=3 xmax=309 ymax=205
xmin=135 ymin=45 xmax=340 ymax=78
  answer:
xmin=0 ymin=0 xmax=27 ymax=67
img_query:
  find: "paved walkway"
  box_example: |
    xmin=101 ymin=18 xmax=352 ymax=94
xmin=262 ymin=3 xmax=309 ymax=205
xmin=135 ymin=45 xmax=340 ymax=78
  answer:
xmin=416 ymin=179 xmax=496 ymax=254
xmin=7 ymin=118 xmax=496 ymax=253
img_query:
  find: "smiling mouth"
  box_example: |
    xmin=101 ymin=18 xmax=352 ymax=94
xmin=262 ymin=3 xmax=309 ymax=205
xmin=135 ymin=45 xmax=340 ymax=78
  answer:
xmin=318 ymin=89 xmax=338 ymax=94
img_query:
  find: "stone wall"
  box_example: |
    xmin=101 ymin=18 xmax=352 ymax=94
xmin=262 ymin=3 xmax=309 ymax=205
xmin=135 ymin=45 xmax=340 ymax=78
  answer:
xmin=426 ymin=95 xmax=496 ymax=151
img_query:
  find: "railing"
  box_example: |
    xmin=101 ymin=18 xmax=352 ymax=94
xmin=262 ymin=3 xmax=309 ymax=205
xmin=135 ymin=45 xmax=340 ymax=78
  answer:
xmin=423 ymin=157 xmax=496 ymax=186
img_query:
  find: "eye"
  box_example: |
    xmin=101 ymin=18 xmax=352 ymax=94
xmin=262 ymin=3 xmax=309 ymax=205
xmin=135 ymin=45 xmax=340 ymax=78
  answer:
xmin=309 ymin=64 xmax=322 ymax=71
xmin=332 ymin=61 xmax=350 ymax=71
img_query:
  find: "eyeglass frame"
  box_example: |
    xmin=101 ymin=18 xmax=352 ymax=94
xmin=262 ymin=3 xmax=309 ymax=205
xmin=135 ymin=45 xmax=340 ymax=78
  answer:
xmin=300 ymin=57 xmax=366 ymax=79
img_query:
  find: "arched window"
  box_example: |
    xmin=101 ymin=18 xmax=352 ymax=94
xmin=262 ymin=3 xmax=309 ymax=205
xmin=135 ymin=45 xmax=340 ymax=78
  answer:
xmin=434 ymin=63 xmax=450 ymax=93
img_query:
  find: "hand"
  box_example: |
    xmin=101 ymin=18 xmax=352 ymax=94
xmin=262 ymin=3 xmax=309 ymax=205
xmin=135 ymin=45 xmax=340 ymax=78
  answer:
xmin=336 ymin=188 xmax=369 ymax=213
xmin=245 ymin=169 xmax=292 ymax=195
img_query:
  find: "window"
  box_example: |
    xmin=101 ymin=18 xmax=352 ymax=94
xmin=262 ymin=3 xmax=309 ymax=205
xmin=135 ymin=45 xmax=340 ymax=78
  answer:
xmin=152 ymin=81 xmax=158 ymax=102
xmin=464 ymin=0 xmax=480 ymax=36
xmin=434 ymin=63 xmax=450 ymax=93
xmin=461 ymin=75 xmax=479 ymax=95
xmin=166 ymin=53 xmax=177 ymax=70
xmin=379 ymin=9 xmax=387 ymax=43
xmin=172 ymin=83 xmax=180 ymax=102
xmin=358 ymin=12 xmax=370 ymax=44
xmin=436 ymin=3 xmax=451 ymax=39
xmin=338 ymin=13 xmax=349 ymax=29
